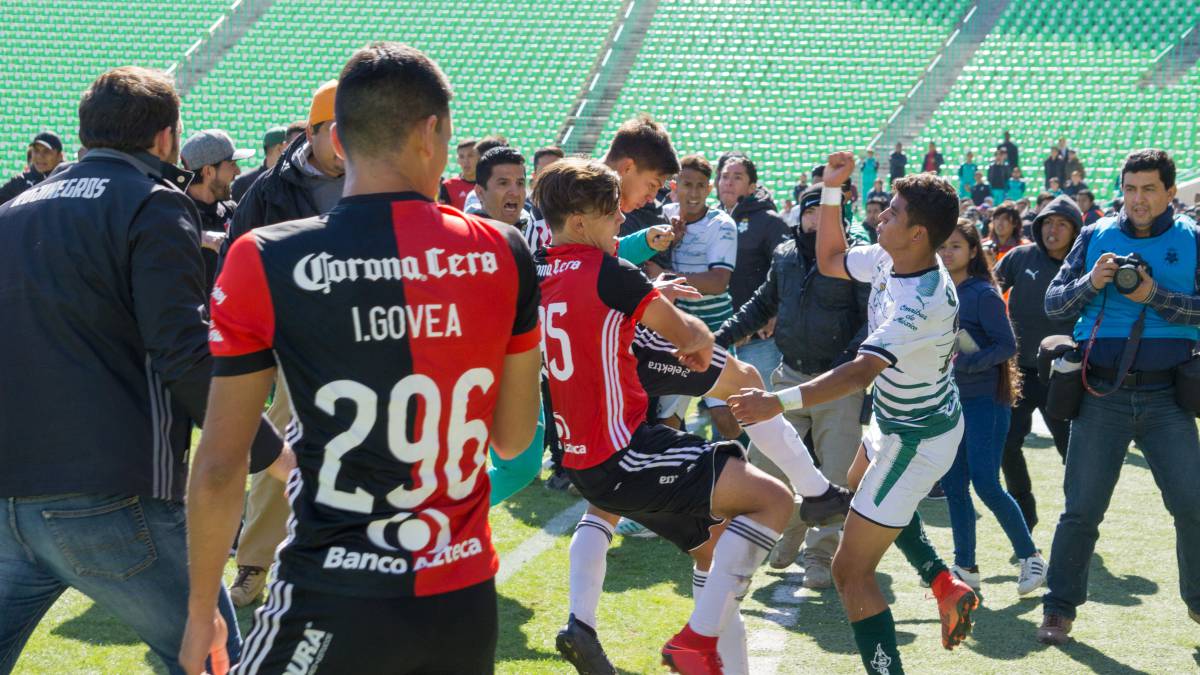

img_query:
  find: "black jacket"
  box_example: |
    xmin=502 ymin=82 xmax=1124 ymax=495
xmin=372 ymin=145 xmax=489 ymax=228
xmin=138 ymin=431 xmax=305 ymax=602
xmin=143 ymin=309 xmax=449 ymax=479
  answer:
xmin=0 ymin=150 xmax=281 ymax=500
xmin=993 ymin=195 xmax=1082 ymax=368
xmin=1043 ymin=156 xmax=1066 ymax=188
xmin=889 ymin=152 xmax=906 ymax=179
xmin=191 ymin=196 xmax=237 ymax=293
xmin=0 ymin=167 xmax=48 ymax=205
xmin=715 ymin=233 xmax=870 ymax=373
xmin=221 ymin=135 xmax=342 ymax=268
xmin=230 ymin=162 xmax=267 ymax=202
xmin=987 ymin=161 xmax=1011 ymax=190
xmin=727 ymin=187 xmax=791 ymax=311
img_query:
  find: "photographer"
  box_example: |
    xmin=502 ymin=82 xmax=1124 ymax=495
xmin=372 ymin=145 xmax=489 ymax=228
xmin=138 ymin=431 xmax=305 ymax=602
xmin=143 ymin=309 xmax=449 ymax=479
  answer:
xmin=1038 ymin=149 xmax=1200 ymax=644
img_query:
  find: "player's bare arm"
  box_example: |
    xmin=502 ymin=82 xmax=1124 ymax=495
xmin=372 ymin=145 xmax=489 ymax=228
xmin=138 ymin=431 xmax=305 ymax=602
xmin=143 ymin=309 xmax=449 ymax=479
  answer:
xmin=678 ymin=267 xmax=732 ymax=296
xmin=490 ymin=346 xmax=543 ymax=459
xmin=728 ymin=353 xmax=886 ymax=425
xmin=815 ymin=150 xmax=857 ymax=281
xmin=639 ymin=294 xmax=715 ymax=373
xmin=180 ymin=367 xmax=276 ymax=675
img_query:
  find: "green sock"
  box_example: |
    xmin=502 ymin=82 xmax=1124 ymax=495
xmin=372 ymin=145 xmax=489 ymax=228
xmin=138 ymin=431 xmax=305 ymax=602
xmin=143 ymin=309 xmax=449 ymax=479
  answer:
xmin=851 ymin=608 xmax=904 ymax=675
xmin=893 ymin=511 xmax=948 ymax=586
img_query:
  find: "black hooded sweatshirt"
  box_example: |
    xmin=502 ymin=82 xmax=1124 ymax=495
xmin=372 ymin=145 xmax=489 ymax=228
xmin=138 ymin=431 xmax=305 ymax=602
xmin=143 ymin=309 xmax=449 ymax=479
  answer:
xmin=993 ymin=195 xmax=1083 ymax=368
xmin=726 ymin=186 xmax=791 ymax=310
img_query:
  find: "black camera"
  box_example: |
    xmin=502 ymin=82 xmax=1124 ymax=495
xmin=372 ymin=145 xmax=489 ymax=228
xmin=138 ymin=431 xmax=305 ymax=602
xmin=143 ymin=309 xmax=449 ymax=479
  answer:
xmin=1112 ymin=253 xmax=1152 ymax=295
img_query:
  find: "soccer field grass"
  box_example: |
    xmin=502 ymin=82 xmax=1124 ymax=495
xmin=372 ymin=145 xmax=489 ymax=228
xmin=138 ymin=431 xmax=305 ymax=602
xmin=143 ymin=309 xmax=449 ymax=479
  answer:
xmin=12 ymin=425 xmax=1198 ymax=674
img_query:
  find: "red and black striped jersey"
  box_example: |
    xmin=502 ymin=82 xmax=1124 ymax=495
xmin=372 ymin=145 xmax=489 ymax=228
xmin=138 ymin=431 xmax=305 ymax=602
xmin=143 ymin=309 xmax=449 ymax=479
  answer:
xmin=210 ymin=192 xmax=539 ymax=598
xmin=536 ymin=244 xmax=660 ymax=470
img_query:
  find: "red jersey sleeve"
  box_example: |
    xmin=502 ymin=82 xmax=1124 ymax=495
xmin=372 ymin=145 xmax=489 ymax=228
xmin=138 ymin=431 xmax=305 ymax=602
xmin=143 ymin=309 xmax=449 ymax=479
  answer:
xmin=210 ymin=233 xmax=276 ymax=376
xmin=596 ymin=254 xmax=659 ymax=318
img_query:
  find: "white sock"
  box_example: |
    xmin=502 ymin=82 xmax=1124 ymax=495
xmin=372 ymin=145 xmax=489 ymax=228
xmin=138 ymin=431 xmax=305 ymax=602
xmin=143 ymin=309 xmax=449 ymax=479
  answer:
xmin=568 ymin=514 xmax=613 ymax=630
xmin=693 ymin=568 xmax=749 ymax=675
xmin=689 ymin=516 xmax=780 ymax=636
xmin=743 ymin=414 xmax=831 ymax=497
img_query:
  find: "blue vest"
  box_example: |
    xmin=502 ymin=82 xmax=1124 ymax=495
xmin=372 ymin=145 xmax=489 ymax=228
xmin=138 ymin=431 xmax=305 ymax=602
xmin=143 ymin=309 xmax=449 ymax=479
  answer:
xmin=1074 ymin=216 xmax=1200 ymax=342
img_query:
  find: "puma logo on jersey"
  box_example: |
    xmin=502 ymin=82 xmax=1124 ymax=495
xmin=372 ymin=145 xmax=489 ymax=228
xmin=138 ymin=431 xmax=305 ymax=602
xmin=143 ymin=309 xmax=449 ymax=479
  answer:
xmin=1024 ymin=268 xmax=1038 ymax=280
xmin=294 ymin=248 xmax=499 ymax=294
xmin=286 ymin=624 xmax=332 ymax=675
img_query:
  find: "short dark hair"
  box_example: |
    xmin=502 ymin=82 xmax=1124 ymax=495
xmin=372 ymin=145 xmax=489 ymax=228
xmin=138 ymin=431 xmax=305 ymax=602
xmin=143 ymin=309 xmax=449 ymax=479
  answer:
xmin=475 ymin=136 xmax=508 ymax=157
xmin=534 ymin=145 xmax=565 ymax=166
xmin=78 ymin=66 xmax=179 ymax=153
xmin=286 ymin=120 xmax=307 ymax=138
xmin=476 ymin=146 xmax=525 ymax=188
xmin=1122 ymin=148 xmax=1175 ymax=189
xmin=457 ymin=139 xmax=477 ymax=151
xmin=866 ymin=196 xmax=888 ymax=210
xmin=992 ymin=202 xmax=1021 ymax=228
xmin=1076 ymin=188 xmax=1095 ymax=202
xmin=722 ymin=152 xmax=758 ymax=184
xmin=605 ymin=114 xmax=679 ymax=177
xmin=679 ymin=154 xmax=712 ymax=180
xmin=335 ymin=42 xmax=452 ymax=161
xmin=533 ymin=158 xmax=620 ymax=232
xmin=892 ymin=173 xmax=959 ymax=249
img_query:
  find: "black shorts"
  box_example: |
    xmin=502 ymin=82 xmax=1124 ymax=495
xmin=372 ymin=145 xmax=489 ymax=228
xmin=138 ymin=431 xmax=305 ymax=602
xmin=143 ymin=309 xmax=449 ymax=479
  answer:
xmin=567 ymin=424 xmax=745 ymax=552
xmin=633 ymin=326 xmax=727 ymax=398
xmin=232 ymin=578 xmax=497 ymax=674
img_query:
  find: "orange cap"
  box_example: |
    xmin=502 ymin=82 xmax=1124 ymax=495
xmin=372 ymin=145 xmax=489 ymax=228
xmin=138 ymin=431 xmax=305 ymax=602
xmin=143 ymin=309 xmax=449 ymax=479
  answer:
xmin=308 ymin=79 xmax=337 ymax=127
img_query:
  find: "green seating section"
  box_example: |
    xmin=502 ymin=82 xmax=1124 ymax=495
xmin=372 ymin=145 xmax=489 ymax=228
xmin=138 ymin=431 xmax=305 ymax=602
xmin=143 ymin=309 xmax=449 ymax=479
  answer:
xmin=0 ymin=0 xmax=228 ymax=177
xmin=914 ymin=0 xmax=1200 ymax=202
xmin=184 ymin=0 xmax=620 ymax=171
xmin=598 ymin=0 xmax=971 ymax=203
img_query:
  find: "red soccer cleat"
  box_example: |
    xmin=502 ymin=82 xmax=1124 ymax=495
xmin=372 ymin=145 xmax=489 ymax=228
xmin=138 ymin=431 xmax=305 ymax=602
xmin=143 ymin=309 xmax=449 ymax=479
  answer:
xmin=931 ymin=570 xmax=980 ymax=650
xmin=661 ymin=625 xmax=723 ymax=674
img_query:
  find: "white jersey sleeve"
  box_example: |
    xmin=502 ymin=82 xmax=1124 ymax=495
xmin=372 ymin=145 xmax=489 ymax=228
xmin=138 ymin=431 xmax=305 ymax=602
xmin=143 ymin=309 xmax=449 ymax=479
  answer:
xmin=843 ymin=243 xmax=888 ymax=283
xmin=707 ymin=212 xmax=738 ymax=271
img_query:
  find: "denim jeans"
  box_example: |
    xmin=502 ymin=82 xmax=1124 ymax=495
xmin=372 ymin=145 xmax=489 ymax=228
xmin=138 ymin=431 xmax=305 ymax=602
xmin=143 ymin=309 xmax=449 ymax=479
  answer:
xmin=941 ymin=395 xmax=1037 ymax=569
xmin=735 ymin=336 xmax=782 ymax=383
xmin=1044 ymin=384 xmax=1200 ymax=620
xmin=0 ymin=493 xmax=240 ymax=674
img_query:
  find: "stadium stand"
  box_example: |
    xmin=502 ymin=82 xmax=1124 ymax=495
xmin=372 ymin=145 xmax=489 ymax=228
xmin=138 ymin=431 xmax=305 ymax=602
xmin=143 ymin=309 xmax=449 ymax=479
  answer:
xmin=183 ymin=0 xmax=621 ymax=168
xmin=597 ymin=0 xmax=973 ymax=202
xmin=0 ymin=0 xmax=230 ymax=176
xmin=914 ymin=0 xmax=1200 ymax=201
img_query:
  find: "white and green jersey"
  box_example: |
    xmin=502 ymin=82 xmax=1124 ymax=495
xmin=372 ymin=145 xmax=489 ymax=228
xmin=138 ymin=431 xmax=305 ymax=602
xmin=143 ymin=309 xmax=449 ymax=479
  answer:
xmin=662 ymin=202 xmax=738 ymax=330
xmin=844 ymin=244 xmax=961 ymax=439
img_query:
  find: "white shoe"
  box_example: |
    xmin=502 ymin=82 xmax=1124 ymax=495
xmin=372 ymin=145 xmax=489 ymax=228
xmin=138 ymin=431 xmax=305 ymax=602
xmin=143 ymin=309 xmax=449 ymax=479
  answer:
xmin=1018 ymin=553 xmax=1047 ymax=595
xmin=951 ymin=564 xmax=981 ymax=591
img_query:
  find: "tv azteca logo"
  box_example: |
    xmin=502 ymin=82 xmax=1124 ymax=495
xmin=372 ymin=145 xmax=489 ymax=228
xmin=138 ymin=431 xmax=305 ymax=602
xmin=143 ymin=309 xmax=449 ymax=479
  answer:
xmin=293 ymin=248 xmax=500 ymax=293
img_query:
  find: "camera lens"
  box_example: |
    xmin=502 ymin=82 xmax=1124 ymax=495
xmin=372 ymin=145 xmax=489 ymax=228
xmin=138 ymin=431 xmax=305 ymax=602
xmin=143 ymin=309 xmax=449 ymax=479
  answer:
xmin=1114 ymin=266 xmax=1140 ymax=294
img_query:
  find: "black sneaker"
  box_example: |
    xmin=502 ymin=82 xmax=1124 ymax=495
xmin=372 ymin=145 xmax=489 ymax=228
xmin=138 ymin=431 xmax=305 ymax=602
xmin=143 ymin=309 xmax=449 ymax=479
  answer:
xmin=556 ymin=614 xmax=616 ymax=675
xmin=799 ymin=484 xmax=853 ymax=526
xmin=545 ymin=470 xmax=573 ymax=492
xmin=926 ymin=481 xmax=947 ymax=501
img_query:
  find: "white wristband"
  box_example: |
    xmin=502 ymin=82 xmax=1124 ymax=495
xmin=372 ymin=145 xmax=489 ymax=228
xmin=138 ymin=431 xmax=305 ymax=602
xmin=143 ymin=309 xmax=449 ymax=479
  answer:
xmin=777 ymin=386 xmax=804 ymax=410
xmin=820 ymin=187 xmax=842 ymax=206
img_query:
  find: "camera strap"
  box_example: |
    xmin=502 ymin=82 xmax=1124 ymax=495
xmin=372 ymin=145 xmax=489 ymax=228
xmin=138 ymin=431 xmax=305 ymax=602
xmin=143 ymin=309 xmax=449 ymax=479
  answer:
xmin=1082 ymin=292 xmax=1148 ymax=397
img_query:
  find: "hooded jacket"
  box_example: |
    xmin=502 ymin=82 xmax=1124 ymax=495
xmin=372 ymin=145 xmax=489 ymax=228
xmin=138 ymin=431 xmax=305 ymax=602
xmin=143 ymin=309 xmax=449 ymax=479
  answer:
xmin=726 ymin=186 xmax=791 ymax=310
xmin=219 ymin=134 xmax=344 ymax=269
xmin=716 ymin=186 xmax=869 ymax=373
xmin=993 ymin=195 xmax=1082 ymax=368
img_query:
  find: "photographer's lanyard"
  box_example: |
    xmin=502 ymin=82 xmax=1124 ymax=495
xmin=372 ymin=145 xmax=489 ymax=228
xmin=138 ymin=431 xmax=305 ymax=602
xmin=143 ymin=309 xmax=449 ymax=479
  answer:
xmin=1081 ymin=292 xmax=1148 ymax=397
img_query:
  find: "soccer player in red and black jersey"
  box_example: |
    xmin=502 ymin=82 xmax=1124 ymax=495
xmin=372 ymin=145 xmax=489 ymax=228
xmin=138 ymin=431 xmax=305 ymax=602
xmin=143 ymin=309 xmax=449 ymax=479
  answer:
xmin=536 ymin=159 xmax=850 ymax=674
xmin=438 ymin=138 xmax=477 ymax=210
xmin=180 ymin=43 xmax=542 ymax=675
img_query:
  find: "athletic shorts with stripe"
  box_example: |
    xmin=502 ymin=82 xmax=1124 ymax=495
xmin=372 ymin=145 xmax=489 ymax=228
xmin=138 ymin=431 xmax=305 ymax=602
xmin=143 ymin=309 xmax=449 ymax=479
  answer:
xmin=567 ymin=423 xmax=744 ymax=552
xmin=851 ymin=416 xmax=965 ymax=528
xmin=633 ymin=325 xmax=728 ymax=422
xmin=231 ymin=579 xmax=497 ymax=674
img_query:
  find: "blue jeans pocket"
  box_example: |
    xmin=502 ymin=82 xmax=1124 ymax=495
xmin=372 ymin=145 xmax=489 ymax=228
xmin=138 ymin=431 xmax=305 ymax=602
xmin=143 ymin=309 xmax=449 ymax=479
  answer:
xmin=41 ymin=496 xmax=158 ymax=581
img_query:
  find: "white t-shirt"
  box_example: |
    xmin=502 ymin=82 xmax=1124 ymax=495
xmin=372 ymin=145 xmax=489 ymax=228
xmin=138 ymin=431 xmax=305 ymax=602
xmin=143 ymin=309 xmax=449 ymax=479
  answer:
xmin=662 ymin=203 xmax=738 ymax=329
xmin=844 ymin=244 xmax=961 ymax=438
